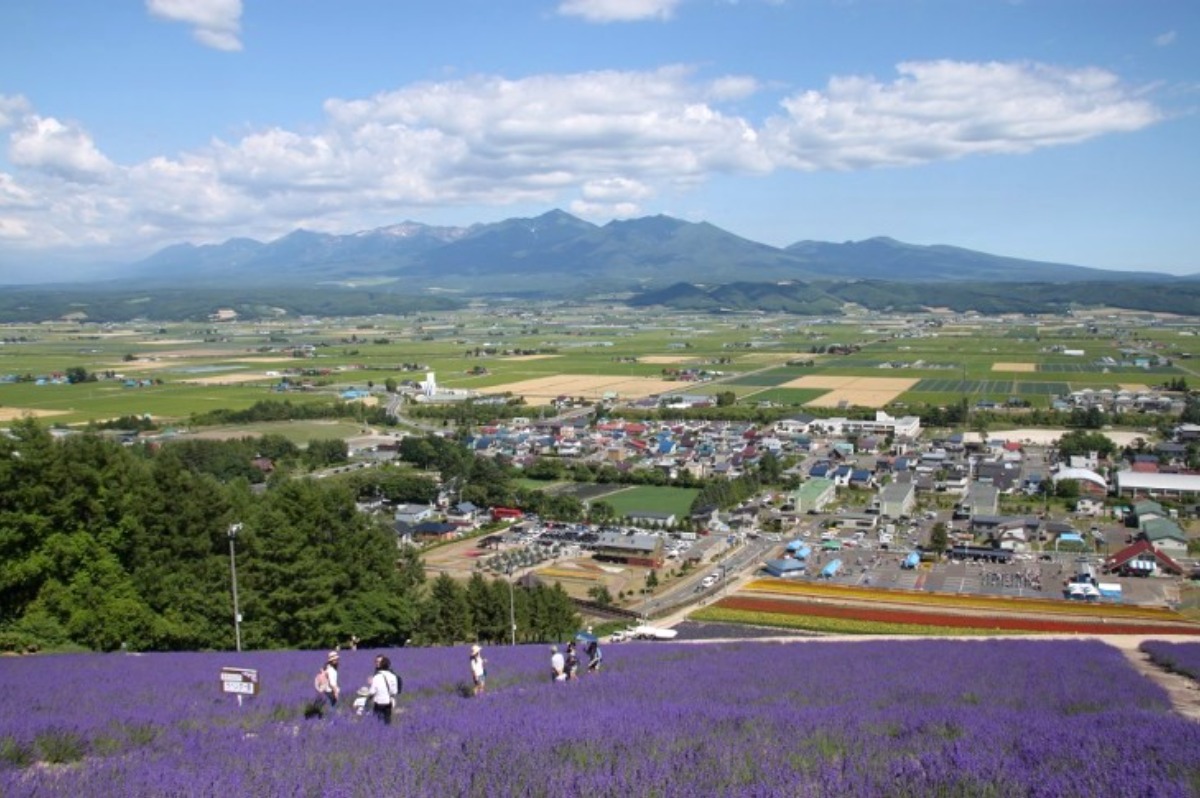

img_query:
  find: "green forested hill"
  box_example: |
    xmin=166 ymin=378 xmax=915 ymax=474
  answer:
xmin=0 ymin=422 xmax=580 ymax=653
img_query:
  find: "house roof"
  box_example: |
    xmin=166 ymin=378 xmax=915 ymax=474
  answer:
xmin=1116 ymin=471 xmax=1200 ymax=492
xmin=1052 ymin=467 xmax=1108 ymax=491
xmin=1104 ymin=540 xmax=1183 ymax=575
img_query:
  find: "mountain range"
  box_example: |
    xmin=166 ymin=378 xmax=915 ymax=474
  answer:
xmin=123 ymin=209 xmax=1189 ymax=296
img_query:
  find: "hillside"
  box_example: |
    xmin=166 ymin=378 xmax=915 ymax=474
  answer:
xmin=5 ymin=639 xmax=1199 ymax=796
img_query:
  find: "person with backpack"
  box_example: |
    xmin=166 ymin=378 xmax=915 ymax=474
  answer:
xmin=315 ymin=650 xmax=340 ymax=708
xmin=368 ymin=655 xmax=400 ymax=724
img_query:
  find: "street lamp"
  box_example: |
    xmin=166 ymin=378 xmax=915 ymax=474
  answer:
xmin=228 ymin=523 xmax=243 ymax=652
xmin=506 ymin=563 xmax=516 ymax=646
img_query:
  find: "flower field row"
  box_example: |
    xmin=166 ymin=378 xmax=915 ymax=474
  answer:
xmin=741 ymin=578 xmax=1184 ymax=620
xmin=711 ymin=595 xmax=1200 ymax=636
xmin=1139 ymin=640 xmax=1200 ymax=682
xmin=690 ymin=606 xmax=1020 ymax=637
xmin=2 ymin=639 xmax=1199 ymax=796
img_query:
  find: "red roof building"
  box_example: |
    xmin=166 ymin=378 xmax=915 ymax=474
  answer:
xmin=1103 ymin=540 xmax=1183 ymax=577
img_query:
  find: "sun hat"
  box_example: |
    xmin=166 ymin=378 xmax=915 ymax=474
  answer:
xmin=471 ymin=644 xmax=481 ymax=655
xmin=326 ymin=650 xmax=339 ymax=663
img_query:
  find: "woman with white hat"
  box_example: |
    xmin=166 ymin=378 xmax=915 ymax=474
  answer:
xmin=469 ymin=644 xmax=487 ymax=696
xmin=317 ymin=650 xmax=340 ymax=708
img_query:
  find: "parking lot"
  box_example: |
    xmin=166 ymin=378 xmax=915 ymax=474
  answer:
xmin=764 ymin=543 xmax=1180 ymax=607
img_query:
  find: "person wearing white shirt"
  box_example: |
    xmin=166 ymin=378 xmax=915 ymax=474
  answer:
xmin=550 ymin=645 xmax=565 ymax=682
xmin=469 ymin=644 xmax=487 ymax=696
xmin=368 ymin=655 xmax=400 ymax=724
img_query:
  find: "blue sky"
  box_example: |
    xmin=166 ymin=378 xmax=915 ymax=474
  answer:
xmin=0 ymin=0 xmax=1196 ymax=282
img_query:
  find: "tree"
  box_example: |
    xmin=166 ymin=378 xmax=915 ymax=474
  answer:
xmin=1054 ymin=479 xmax=1081 ymax=499
xmin=65 ymin=366 xmax=94 ymax=384
xmin=303 ymin=438 xmax=349 ymax=469
xmin=588 ymin=500 xmax=616 ymax=524
xmin=420 ymin=573 xmax=473 ymax=646
xmin=587 ymin=585 xmax=613 ymax=607
xmin=1058 ymin=429 xmax=1117 ymax=460
xmin=757 ymin=451 xmax=783 ymax=484
xmin=929 ymin=522 xmax=949 ymax=554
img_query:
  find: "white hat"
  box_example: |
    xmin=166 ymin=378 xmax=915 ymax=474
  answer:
xmin=326 ymin=650 xmax=339 ymax=663
xmin=471 ymin=644 xmax=481 ymax=655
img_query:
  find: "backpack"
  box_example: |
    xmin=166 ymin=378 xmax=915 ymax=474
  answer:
xmin=314 ymin=667 xmax=330 ymax=694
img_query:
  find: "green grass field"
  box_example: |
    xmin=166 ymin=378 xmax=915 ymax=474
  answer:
xmin=603 ymin=485 xmax=700 ymax=519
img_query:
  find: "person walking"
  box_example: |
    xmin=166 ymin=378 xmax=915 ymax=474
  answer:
xmin=565 ymin=641 xmax=580 ymax=681
xmin=586 ymin=639 xmax=603 ymax=674
xmin=368 ymin=655 xmax=400 ymax=724
xmin=469 ymin=644 xmax=487 ymax=696
xmin=317 ymin=650 xmax=340 ymax=708
xmin=549 ymin=645 xmax=565 ymax=682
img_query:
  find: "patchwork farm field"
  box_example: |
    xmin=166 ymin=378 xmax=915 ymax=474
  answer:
xmin=2 ymin=640 xmax=1198 ymax=796
xmin=2 ymin=309 xmax=1198 ymax=423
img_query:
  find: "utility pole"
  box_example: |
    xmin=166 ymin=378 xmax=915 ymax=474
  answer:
xmin=228 ymin=523 xmax=243 ymax=652
xmin=506 ymin=563 xmax=516 ymax=646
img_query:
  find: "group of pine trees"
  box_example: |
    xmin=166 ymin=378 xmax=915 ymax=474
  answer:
xmin=0 ymin=420 xmax=578 ymax=654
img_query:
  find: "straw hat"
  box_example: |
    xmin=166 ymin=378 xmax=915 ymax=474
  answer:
xmin=471 ymin=644 xmax=481 ymax=655
xmin=326 ymin=650 xmax=340 ymax=664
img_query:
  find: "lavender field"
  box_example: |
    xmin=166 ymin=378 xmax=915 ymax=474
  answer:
xmin=1140 ymin=640 xmax=1200 ymax=682
xmin=2 ymin=639 xmax=1198 ymax=796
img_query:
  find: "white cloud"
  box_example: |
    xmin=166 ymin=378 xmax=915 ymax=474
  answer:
xmin=0 ymin=61 xmax=1161 ymax=256
xmin=0 ymin=94 xmax=32 ymax=129
xmin=1154 ymin=30 xmax=1177 ymax=47
xmin=146 ymin=0 xmax=243 ymax=51
xmin=8 ymin=115 xmax=115 ymax=183
xmin=557 ymin=0 xmax=681 ymax=23
xmin=764 ymin=60 xmax=1160 ymax=170
xmin=0 ymin=173 xmax=37 ymax=210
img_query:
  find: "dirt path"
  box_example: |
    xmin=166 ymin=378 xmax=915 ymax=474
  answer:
xmin=1103 ymin=636 xmax=1200 ymax=722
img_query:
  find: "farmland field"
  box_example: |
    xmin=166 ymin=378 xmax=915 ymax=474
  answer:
xmin=2 ymin=308 xmax=1198 ymax=425
xmin=2 ymin=640 xmax=1198 ymax=796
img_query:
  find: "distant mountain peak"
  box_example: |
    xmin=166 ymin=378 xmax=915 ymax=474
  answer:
xmin=120 ymin=210 xmax=1174 ymax=292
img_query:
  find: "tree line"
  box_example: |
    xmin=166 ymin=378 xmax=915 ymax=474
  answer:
xmin=0 ymin=421 xmax=577 ymax=654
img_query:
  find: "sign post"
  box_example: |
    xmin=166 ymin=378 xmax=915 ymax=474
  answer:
xmin=220 ymin=666 xmax=259 ymax=707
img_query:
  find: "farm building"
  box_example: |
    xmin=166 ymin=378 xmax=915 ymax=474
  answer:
xmin=822 ymin=410 xmax=921 ymax=439
xmin=1103 ymin=540 xmax=1184 ymax=577
xmin=592 ymin=532 xmax=664 ymax=568
xmin=1113 ymin=471 xmax=1200 ymax=501
xmin=835 ymin=512 xmax=879 ymax=531
xmin=791 ymin=478 xmax=836 ymax=514
xmin=1051 ymin=467 xmax=1108 ymax=496
xmin=959 ymin=483 xmax=1000 ymax=518
xmin=394 ymin=503 xmax=436 ymax=525
xmin=1136 ymin=518 xmax=1189 ymax=555
xmin=764 ymin=558 xmax=807 ymax=578
xmin=875 ymin=481 xmax=916 ymax=519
